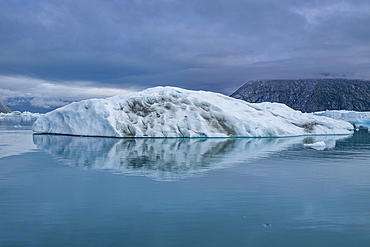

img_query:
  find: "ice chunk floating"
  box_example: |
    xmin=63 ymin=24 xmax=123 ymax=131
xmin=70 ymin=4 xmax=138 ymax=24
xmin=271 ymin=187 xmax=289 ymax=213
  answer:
xmin=32 ymin=87 xmax=353 ymax=137
xmin=304 ymin=141 xmax=327 ymax=151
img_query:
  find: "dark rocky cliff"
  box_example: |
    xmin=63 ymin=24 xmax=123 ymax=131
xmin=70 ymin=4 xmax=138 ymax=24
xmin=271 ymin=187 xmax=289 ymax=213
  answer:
xmin=0 ymin=102 xmax=12 ymax=113
xmin=230 ymin=79 xmax=370 ymax=113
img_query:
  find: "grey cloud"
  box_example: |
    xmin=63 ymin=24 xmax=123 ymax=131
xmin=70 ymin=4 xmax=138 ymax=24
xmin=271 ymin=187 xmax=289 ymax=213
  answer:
xmin=29 ymin=98 xmax=69 ymax=109
xmin=0 ymin=75 xmax=135 ymax=112
xmin=0 ymin=0 xmax=370 ymax=98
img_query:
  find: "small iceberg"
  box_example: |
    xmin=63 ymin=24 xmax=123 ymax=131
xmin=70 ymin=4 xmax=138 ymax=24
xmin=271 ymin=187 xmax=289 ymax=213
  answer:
xmin=33 ymin=87 xmax=353 ymax=138
xmin=304 ymin=141 xmax=327 ymax=150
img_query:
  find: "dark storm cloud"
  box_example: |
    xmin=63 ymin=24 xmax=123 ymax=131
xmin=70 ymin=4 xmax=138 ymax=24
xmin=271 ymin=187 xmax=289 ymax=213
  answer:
xmin=1 ymin=0 xmax=370 ymax=98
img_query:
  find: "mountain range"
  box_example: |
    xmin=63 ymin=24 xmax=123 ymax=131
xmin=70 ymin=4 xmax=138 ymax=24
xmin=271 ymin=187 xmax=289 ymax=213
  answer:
xmin=230 ymin=79 xmax=370 ymax=112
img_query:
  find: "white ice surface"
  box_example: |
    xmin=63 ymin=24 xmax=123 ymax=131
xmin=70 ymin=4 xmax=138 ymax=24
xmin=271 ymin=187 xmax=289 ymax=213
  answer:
xmin=313 ymin=110 xmax=370 ymax=131
xmin=304 ymin=141 xmax=327 ymax=150
xmin=33 ymin=87 xmax=354 ymax=137
xmin=0 ymin=111 xmax=41 ymax=120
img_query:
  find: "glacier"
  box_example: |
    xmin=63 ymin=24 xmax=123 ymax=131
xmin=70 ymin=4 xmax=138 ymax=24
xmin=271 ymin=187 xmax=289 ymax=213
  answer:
xmin=32 ymin=86 xmax=354 ymax=138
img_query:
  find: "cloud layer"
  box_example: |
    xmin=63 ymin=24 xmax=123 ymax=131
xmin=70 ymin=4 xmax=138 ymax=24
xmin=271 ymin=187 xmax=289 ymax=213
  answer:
xmin=1 ymin=0 xmax=370 ymax=110
xmin=0 ymin=76 xmax=133 ymax=111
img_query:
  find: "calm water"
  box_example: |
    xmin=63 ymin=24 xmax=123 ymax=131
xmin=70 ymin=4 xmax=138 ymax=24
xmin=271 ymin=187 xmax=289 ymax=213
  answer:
xmin=1 ymin=119 xmax=370 ymax=246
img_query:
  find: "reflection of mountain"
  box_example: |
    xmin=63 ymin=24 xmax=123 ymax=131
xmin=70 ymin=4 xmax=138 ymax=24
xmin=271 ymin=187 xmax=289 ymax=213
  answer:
xmin=33 ymin=134 xmax=350 ymax=181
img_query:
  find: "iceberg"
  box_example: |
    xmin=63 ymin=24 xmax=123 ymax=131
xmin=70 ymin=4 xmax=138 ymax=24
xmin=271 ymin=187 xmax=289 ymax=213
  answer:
xmin=32 ymin=87 xmax=353 ymax=138
xmin=0 ymin=111 xmax=41 ymax=121
xmin=313 ymin=110 xmax=370 ymax=131
xmin=304 ymin=141 xmax=327 ymax=150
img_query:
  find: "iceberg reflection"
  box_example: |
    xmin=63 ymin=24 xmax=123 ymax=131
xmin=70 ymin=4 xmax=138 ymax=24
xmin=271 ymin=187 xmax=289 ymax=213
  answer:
xmin=33 ymin=134 xmax=349 ymax=181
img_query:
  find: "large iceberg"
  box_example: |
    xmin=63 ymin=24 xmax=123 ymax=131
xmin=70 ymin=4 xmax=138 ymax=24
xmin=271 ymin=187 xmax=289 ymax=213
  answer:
xmin=32 ymin=87 xmax=353 ymax=137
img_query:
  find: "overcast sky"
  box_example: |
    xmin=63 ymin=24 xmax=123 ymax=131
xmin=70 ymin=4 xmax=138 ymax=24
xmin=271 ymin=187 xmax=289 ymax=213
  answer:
xmin=1 ymin=0 xmax=370 ymax=111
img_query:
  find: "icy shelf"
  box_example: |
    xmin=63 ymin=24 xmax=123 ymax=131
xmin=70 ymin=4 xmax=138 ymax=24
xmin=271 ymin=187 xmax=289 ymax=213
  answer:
xmin=32 ymin=86 xmax=354 ymax=137
xmin=313 ymin=110 xmax=370 ymax=131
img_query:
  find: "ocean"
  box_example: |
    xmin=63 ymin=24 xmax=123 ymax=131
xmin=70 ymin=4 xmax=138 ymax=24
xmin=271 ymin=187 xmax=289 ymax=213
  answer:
xmin=1 ymin=118 xmax=370 ymax=246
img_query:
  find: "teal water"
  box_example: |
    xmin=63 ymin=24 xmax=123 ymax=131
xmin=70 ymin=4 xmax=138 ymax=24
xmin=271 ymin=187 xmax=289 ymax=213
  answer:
xmin=1 ymin=119 xmax=370 ymax=246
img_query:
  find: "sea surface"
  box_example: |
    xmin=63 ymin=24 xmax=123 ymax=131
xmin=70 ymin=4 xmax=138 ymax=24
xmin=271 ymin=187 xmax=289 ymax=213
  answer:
xmin=1 ymin=118 xmax=370 ymax=247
